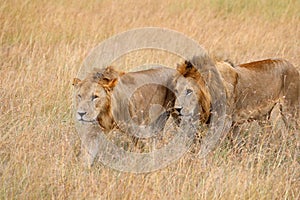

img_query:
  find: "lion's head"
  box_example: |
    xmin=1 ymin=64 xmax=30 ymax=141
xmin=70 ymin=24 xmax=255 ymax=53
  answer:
xmin=172 ymin=55 xmax=229 ymax=158
xmin=73 ymin=67 xmax=123 ymax=130
xmin=173 ymin=60 xmax=212 ymax=123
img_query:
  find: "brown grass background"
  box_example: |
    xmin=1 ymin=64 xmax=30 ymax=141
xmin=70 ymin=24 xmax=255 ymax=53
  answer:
xmin=1 ymin=0 xmax=299 ymax=199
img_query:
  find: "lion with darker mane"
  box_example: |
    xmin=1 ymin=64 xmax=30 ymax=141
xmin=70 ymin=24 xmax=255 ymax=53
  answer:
xmin=173 ymin=55 xmax=300 ymax=155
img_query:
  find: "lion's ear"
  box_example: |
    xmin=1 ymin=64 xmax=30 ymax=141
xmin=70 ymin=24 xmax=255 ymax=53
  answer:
xmin=177 ymin=62 xmax=186 ymax=75
xmin=103 ymin=78 xmax=118 ymax=90
xmin=72 ymin=78 xmax=81 ymax=86
xmin=185 ymin=61 xmax=193 ymax=70
xmin=177 ymin=60 xmax=193 ymax=76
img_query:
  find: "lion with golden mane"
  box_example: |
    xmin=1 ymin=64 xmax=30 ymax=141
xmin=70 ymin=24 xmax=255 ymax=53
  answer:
xmin=73 ymin=66 xmax=177 ymax=166
xmin=173 ymin=55 xmax=300 ymax=153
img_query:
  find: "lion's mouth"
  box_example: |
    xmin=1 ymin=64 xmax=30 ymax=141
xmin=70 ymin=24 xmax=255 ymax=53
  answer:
xmin=78 ymin=119 xmax=97 ymax=124
xmin=171 ymin=108 xmax=193 ymax=117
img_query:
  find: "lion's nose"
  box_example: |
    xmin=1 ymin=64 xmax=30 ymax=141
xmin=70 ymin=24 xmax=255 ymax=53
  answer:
xmin=78 ymin=111 xmax=87 ymax=118
xmin=174 ymin=107 xmax=183 ymax=115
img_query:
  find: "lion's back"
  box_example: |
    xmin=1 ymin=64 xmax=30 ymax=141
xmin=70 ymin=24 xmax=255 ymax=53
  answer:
xmin=112 ymin=67 xmax=177 ymax=125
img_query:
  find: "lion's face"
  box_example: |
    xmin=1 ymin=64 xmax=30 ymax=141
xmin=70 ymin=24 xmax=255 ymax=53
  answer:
xmin=173 ymin=59 xmax=213 ymax=123
xmin=73 ymin=80 xmax=109 ymax=124
xmin=173 ymin=76 xmax=199 ymax=117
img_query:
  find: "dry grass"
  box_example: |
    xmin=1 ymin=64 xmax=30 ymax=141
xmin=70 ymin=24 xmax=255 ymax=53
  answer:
xmin=1 ymin=0 xmax=300 ymax=199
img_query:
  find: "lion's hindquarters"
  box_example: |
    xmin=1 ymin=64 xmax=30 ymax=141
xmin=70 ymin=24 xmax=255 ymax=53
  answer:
xmin=282 ymin=64 xmax=300 ymax=118
xmin=280 ymin=64 xmax=300 ymax=129
xmin=233 ymin=59 xmax=300 ymax=128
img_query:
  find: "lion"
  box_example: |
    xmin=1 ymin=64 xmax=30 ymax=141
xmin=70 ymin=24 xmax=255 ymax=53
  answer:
xmin=73 ymin=66 xmax=177 ymax=166
xmin=173 ymin=55 xmax=300 ymax=155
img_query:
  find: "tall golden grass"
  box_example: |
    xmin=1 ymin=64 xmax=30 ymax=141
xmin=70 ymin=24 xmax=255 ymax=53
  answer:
xmin=1 ymin=0 xmax=299 ymax=199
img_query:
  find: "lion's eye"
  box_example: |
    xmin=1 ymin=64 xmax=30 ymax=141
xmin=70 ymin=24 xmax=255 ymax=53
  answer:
xmin=78 ymin=94 xmax=82 ymax=100
xmin=91 ymin=94 xmax=99 ymax=101
xmin=186 ymin=89 xmax=193 ymax=96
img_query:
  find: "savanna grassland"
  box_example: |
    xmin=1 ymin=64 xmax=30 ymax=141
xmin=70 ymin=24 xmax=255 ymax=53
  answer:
xmin=1 ymin=0 xmax=300 ymax=199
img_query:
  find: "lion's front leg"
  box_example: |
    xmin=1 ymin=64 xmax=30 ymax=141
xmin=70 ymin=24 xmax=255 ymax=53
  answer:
xmin=78 ymin=126 xmax=100 ymax=167
xmin=80 ymin=139 xmax=99 ymax=167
